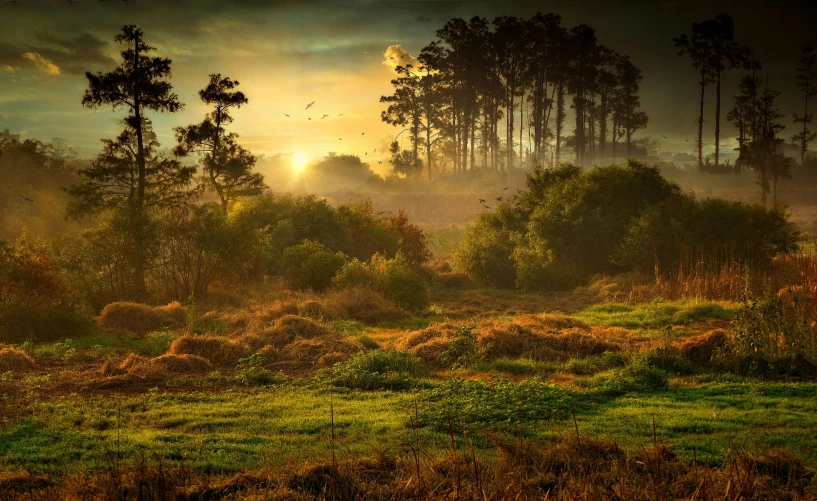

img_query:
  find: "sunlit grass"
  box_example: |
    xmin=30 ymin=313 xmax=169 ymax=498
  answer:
xmin=574 ymin=299 xmax=737 ymax=328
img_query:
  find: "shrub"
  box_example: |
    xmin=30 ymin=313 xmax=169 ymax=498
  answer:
xmin=98 ymin=301 xmax=187 ymax=335
xmin=564 ymin=351 xmax=628 ymax=375
xmin=151 ymin=204 xmax=260 ymax=301
xmin=0 ymin=305 xmax=94 ymax=343
xmin=236 ymin=353 xmax=287 ymax=386
xmin=454 ymin=161 xmax=798 ymax=290
xmin=280 ymin=240 xmax=347 ymax=292
xmin=319 ymin=349 xmax=427 ymax=391
xmin=440 ymin=326 xmax=477 ymax=369
xmin=333 ymin=254 xmax=430 ymax=313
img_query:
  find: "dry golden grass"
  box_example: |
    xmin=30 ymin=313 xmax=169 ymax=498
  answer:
xmin=279 ymin=338 xmax=359 ymax=367
xmin=149 ymin=354 xmax=212 ymax=374
xmin=323 ymin=287 xmax=409 ymax=324
xmin=0 ymin=347 xmax=35 ymax=372
xmin=396 ymin=315 xmax=619 ymax=367
xmin=168 ymin=334 xmax=248 ymax=366
xmin=98 ymin=301 xmax=187 ymax=335
xmin=3 ymin=437 xmax=813 ymax=500
xmin=674 ymin=329 xmax=729 ymax=368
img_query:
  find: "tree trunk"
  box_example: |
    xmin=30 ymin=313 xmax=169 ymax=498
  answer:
xmin=715 ymin=66 xmax=722 ymax=168
xmin=697 ymin=70 xmax=706 ymax=170
xmin=555 ymin=82 xmax=564 ymax=166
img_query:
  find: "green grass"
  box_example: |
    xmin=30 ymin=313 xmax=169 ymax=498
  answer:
xmin=3 ymin=378 xmax=817 ymax=473
xmin=426 ymin=225 xmax=465 ymax=258
xmin=20 ymin=330 xmax=180 ymax=358
xmin=575 ymin=299 xmax=737 ymax=328
xmin=0 ymin=387 xmax=413 ymax=474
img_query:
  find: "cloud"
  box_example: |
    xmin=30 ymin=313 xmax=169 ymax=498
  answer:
xmin=26 ymin=33 xmax=114 ymax=75
xmin=383 ymin=44 xmax=418 ymax=72
xmin=2 ymin=65 xmax=16 ymax=72
xmin=22 ymin=52 xmax=59 ymax=75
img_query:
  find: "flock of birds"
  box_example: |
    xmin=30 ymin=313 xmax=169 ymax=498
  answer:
xmin=477 ymin=187 xmax=509 ymax=209
xmin=286 ymin=101 xmax=387 ymax=164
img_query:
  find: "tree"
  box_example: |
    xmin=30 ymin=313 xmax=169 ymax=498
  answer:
xmin=613 ymin=56 xmax=648 ymax=157
xmin=67 ymin=122 xmax=197 ymax=217
xmin=82 ymin=25 xmax=183 ymax=209
xmin=77 ymin=25 xmax=186 ymax=295
xmin=381 ymin=64 xmax=423 ymax=173
xmin=674 ymin=22 xmax=715 ymax=170
xmin=493 ymin=16 xmax=528 ymax=170
xmin=175 ymin=74 xmax=265 ymax=213
xmin=792 ymin=44 xmax=817 ymax=166
xmin=566 ymin=25 xmax=600 ymax=165
xmin=747 ymin=83 xmax=788 ymax=206
xmin=728 ymin=71 xmax=762 ymax=172
xmin=698 ymin=14 xmax=750 ymax=169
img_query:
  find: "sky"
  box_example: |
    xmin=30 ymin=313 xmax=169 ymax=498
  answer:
xmin=0 ymin=0 xmax=815 ymax=166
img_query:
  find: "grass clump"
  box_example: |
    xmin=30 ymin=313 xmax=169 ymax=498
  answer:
xmin=564 ymin=351 xmax=628 ymax=375
xmin=167 ymin=334 xmax=248 ymax=366
xmin=0 ymin=347 xmax=36 ymax=372
xmin=236 ymin=353 xmax=287 ymax=387
xmin=318 ymin=349 xmax=427 ymax=391
xmin=98 ymin=301 xmax=187 ymax=335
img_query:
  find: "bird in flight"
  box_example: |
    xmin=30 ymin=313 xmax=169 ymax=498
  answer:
xmin=502 ymin=187 xmax=508 ymax=190
xmin=685 ymin=139 xmax=689 ymax=142
xmin=365 ymin=152 xmax=367 ymax=155
xmin=305 ymin=101 xmax=315 ymax=110
xmin=337 ymin=113 xmax=345 ymax=117
xmin=361 ymin=132 xmax=364 ymax=135
xmin=495 ymin=196 xmax=503 ymax=202
xmin=20 ymin=195 xmax=33 ymax=202
xmin=483 ymin=205 xmax=491 ymax=209
xmin=339 ymin=138 xmax=342 ymax=141
xmin=478 ymin=198 xmax=485 ymax=203
xmin=308 ymin=118 xmax=312 ymax=120
xmin=285 ymin=114 xmax=290 ymax=117
xmin=321 ymin=114 xmax=328 ymax=119
xmin=378 ymin=161 xmax=382 ymax=164
xmin=662 ymin=135 xmax=668 ymax=138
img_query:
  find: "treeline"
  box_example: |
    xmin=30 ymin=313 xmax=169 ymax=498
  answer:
xmin=675 ymin=14 xmax=817 ymax=206
xmin=380 ymin=13 xmax=648 ymax=177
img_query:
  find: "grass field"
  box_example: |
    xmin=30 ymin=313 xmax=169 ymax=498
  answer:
xmin=1 ymin=284 xmax=816 ymax=498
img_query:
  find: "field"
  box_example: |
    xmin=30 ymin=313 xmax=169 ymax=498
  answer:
xmin=2 ymin=275 xmax=817 ymax=499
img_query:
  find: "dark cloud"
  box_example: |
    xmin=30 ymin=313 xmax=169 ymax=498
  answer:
xmin=0 ymin=41 xmax=25 ymax=69
xmin=25 ymin=32 xmax=115 ymax=75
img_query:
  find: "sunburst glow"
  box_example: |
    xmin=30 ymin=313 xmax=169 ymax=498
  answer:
xmin=291 ymin=151 xmax=309 ymax=173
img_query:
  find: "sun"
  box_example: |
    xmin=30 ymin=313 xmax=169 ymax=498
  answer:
xmin=291 ymin=151 xmax=309 ymax=173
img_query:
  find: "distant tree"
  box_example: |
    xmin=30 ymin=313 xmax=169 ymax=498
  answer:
xmin=81 ymin=25 xmax=183 ymax=209
xmin=674 ymin=21 xmax=716 ymax=170
xmin=698 ymin=14 xmax=750 ymax=169
xmin=792 ymin=44 xmax=817 ymax=166
xmin=747 ymin=83 xmax=789 ymax=206
xmin=175 ymin=74 xmax=265 ymax=213
xmin=728 ymin=71 xmax=762 ymax=172
xmin=493 ymin=16 xmax=528 ymax=170
xmin=566 ymin=25 xmax=600 ymax=165
xmin=612 ymin=56 xmax=648 ymax=158
xmin=595 ymin=46 xmax=620 ymax=160
xmin=381 ymin=65 xmax=423 ymax=172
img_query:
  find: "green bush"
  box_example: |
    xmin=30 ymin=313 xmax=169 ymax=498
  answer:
xmin=440 ymin=326 xmax=477 ymax=369
xmin=0 ymin=304 xmax=95 ymax=343
xmin=280 ymin=240 xmax=347 ymax=291
xmin=236 ymin=353 xmax=287 ymax=387
xmin=564 ymin=351 xmax=628 ymax=375
xmin=453 ymin=161 xmax=798 ymax=291
xmin=319 ymin=349 xmax=428 ymax=390
xmin=229 ymin=194 xmax=430 ymax=271
xmin=333 ymin=254 xmax=431 ymax=313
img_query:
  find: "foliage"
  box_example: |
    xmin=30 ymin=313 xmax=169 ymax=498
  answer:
xmin=152 ymin=204 xmax=260 ymax=301
xmin=174 ymin=74 xmax=265 ymax=213
xmin=333 ymin=254 xmax=431 ymax=312
xmin=455 ymin=161 xmax=799 ymax=290
xmin=236 ymin=353 xmax=287 ymax=387
xmin=280 ymin=240 xmax=347 ymax=292
xmin=420 ymin=377 xmax=575 ymax=433
xmin=318 ymin=349 xmax=428 ymax=391
xmin=439 ymin=326 xmax=477 ymax=369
